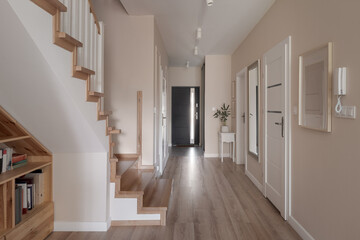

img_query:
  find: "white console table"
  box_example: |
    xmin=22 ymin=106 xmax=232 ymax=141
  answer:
xmin=218 ymin=132 xmax=236 ymax=163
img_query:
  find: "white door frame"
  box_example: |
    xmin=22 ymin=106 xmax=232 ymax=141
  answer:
xmin=236 ymin=67 xmax=247 ymax=165
xmin=263 ymin=36 xmax=292 ymax=220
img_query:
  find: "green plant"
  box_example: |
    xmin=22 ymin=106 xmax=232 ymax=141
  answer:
xmin=213 ymin=103 xmax=230 ymax=125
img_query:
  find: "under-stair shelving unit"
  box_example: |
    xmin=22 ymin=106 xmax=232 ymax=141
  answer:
xmin=0 ymin=106 xmax=53 ymax=240
xmin=30 ymin=0 xmax=172 ymax=227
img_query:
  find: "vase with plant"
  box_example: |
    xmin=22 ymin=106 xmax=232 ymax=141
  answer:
xmin=213 ymin=103 xmax=230 ymax=132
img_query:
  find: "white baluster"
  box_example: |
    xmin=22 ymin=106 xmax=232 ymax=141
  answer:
xmin=84 ymin=0 xmax=90 ymax=69
xmin=64 ymin=0 xmax=72 ymax=35
xmin=60 ymin=0 xmax=65 ymax=32
xmin=77 ymin=0 xmax=85 ymax=67
xmin=93 ymin=23 xmax=98 ymax=92
xmin=71 ymin=0 xmax=79 ymax=40
xmin=98 ymin=22 xmax=105 ymax=94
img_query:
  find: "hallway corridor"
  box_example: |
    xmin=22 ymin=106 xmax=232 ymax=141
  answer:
xmin=47 ymin=147 xmax=300 ymax=240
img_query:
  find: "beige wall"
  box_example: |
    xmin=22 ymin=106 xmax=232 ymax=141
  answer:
xmin=205 ymin=55 xmax=232 ymax=157
xmin=93 ymin=0 xmax=155 ymax=165
xmin=169 ymin=67 xmax=202 ymax=87
xmin=167 ymin=67 xmax=202 ymax=145
xmin=232 ymin=0 xmax=360 ymax=239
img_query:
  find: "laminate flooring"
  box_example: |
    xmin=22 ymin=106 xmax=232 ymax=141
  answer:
xmin=46 ymin=147 xmax=301 ymax=240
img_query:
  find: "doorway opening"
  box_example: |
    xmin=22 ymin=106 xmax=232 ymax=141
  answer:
xmin=171 ymin=87 xmax=200 ymax=146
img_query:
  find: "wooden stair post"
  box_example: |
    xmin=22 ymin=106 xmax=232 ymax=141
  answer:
xmin=137 ymin=91 xmax=143 ymax=168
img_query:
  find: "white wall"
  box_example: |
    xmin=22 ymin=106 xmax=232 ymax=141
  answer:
xmin=53 ymin=153 xmax=109 ymax=231
xmin=204 ymin=55 xmax=232 ymax=157
xmin=1 ymin=0 xmax=110 ymax=230
xmin=167 ymin=67 xmax=202 ymax=145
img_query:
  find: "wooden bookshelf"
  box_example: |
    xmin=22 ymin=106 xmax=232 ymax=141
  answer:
xmin=0 ymin=106 xmax=53 ymax=240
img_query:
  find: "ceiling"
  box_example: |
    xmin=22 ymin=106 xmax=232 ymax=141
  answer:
xmin=119 ymin=0 xmax=275 ymax=67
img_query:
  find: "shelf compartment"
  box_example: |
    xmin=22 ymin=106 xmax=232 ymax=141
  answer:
xmin=0 ymin=162 xmax=52 ymax=185
xmin=4 ymin=202 xmax=54 ymax=240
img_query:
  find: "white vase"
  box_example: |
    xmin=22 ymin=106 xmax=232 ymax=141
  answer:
xmin=221 ymin=126 xmax=229 ymax=132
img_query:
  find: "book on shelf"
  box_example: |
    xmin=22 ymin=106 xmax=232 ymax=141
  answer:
xmin=2 ymin=149 xmax=8 ymax=173
xmin=0 ymin=149 xmax=3 ymax=174
xmin=5 ymin=147 xmax=13 ymax=171
xmin=26 ymin=172 xmax=44 ymax=205
xmin=27 ymin=184 xmax=35 ymax=210
xmin=12 ymin=153 xmax=27 ymax=164
xmin=0 ymin=149 xmax=29 ymax=173
xmin=12 ymin=159 xmax=28 ymax=169
xmin=15 ymin=185 xmax=22 ymax=225
xmin=16 ymin=182 xmax=28 ymax=214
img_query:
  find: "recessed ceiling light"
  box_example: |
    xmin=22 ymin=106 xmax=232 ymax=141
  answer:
xmin=186 ymin=61 xmax=190 ymax=68
xmin=206 ymin=0 xmax=213 ymax=7
xmin=194 ymin=46 xmax=199 ymax=56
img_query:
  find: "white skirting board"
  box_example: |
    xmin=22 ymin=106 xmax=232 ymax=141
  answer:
xmin=288 ymin=215 xmax=316 ymax=240
xmin=245 ymin=169 xmax=264 ymax=194
xmin=54 ymin=218 xmax=111 ymax=232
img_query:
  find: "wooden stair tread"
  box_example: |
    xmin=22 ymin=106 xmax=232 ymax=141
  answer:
xmin=31 ymin=0 xmax=67 ymax=16
xmin=115 ymin=154 xmax=139 ymax=161
xmin=75 ymin=66 xmax=95 ymax=75
xmin=99 ymin=111 xmax=112 ymax=116
xmin=89 ymin=91 xmax=104 ymax=97
xmin=109 ymin=129 xmax=121 ymax=134
xmin=120 ymin=169 xmax=154 ymax=193
xmin=54 ymin=32 xmax=83 ymax=52
xmin=57 ymin=32 xmax=83 ymax=47
xmin=116 ymin=159 xmax=137 ymax=177
xmin=143 ymin=179 xmax=173 ymax=209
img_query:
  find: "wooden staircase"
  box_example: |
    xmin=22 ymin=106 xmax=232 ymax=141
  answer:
xmin=30 ymin=0 xmax=172 ymax=226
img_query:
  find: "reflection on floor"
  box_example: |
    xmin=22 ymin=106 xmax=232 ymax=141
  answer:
xmin=47 ymin=147 xmax=300 ymax=240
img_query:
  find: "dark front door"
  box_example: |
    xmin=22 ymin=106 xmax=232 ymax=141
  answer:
xmin=172 ymin=87 xmax=200 ymax=146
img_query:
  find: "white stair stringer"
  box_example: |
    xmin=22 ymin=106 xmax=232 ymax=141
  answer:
xmin=7 ymin=0 xmax=108 ymax=151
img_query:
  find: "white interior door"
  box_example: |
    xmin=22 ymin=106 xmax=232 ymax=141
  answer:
xmin=160 ymin=71 xmax=168 ymax=174
xmin=236 ymin=68 xmax=247 ymax=165
xmin=264 ymin=37 xmax=291 ymax=219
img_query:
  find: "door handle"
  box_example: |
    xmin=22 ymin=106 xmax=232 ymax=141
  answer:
xmin=242 ymin=112 xmax=245 ymax=123
xmin=274 ymin=117 xmax=284 ymax=137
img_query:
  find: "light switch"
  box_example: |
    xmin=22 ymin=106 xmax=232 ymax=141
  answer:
xmin=348 ymin=106 xmax=356 ymax=119
xmin=335 ymin=106 xmax=356 ymax=119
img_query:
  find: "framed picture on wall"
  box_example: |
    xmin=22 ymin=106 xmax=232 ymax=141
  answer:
xmin=231 ymin=100 xmax=236 ymax=118
xmin=299 ymin=42 xmax=333 ymax=132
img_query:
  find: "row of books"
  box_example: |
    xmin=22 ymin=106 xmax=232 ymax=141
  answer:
xmin=0 ymin=147 xmax=28 ymax=174
xmin=15 ymin=170 xmax=44 ymax=225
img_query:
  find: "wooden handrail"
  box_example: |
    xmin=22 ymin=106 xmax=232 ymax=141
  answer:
xmin=88 ymin=0 xmax=101 ymax=34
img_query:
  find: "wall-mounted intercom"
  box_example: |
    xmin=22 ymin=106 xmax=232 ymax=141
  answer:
xmin=334 ymin=67 xmax=356 ymax=119
xmin=334 ymin=67 xmax=347 ymax=96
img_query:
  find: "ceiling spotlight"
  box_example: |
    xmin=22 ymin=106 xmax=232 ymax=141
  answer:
xmin=196 ymin=28 xmax=202 ymax=39
xmin=206 ymin=0 xmax=213 ymax=6
xmin=186 ymin=61 xmax=190 ymax=68
xmin=194 ymin=46 xmax=198 ymax=56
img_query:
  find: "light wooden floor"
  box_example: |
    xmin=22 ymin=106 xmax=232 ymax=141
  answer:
xmin=46 ymin=147 xmax=301 ymax=240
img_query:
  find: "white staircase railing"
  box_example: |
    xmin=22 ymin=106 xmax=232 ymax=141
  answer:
xmin=58 ymin=0 xmax=104 ymax=101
